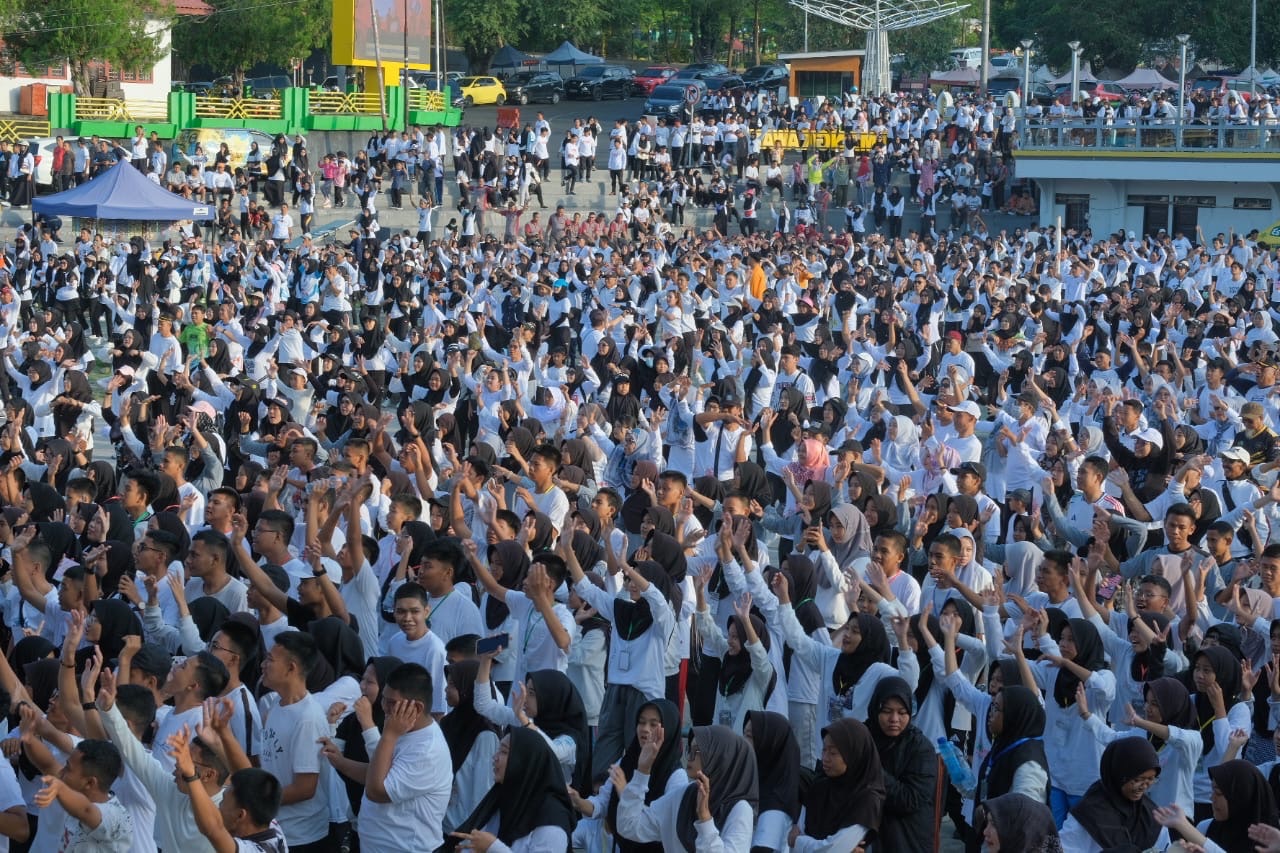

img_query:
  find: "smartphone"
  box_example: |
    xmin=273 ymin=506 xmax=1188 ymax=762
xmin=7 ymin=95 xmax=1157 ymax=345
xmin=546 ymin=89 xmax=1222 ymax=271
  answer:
xmin=476 ymin=633 xmax=509 ymax=656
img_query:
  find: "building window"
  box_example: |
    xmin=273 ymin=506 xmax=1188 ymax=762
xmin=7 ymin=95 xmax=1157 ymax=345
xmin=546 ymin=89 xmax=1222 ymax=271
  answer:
xmin=87 ymin=61 xmax=154 ymax=85
xmin=793 ymin=70 xmax=853 ymax=100
xmin=0 ymin=41 xmax=68 ymax=79
xmin=1054 ymin=193 xmax=1090 ymax=232
xmin=1234 ymin=197 xmax=1273 ymax=210
xmin=1172 ymin=195 xmax=1216 ymax=208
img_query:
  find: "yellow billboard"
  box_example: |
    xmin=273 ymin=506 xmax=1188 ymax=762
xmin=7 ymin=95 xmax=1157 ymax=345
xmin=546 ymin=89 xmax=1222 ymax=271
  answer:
xmin=332 ymin=0 xmax=433 ymax=70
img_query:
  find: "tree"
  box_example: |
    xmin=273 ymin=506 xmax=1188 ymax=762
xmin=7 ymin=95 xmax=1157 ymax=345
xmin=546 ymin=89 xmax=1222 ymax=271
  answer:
xmin=172 ymin=0 xmax=331 ymax=88
xmin=4 ymin=0 xmax=173 ymax=96
xmin=891 ymin=16 xmax=963 ymax=75
xmin=445 ymin=0 xmax=524 ymax=71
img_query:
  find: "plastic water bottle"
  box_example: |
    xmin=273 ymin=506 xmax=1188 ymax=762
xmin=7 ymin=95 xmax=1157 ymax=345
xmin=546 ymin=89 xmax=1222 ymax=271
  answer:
xmin=936 ymin=736 xmax=976 ymax=797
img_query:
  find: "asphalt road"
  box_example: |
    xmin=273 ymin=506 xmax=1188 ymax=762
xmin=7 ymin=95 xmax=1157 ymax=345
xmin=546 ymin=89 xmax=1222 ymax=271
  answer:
xmin=454 ymin=92 xmax=652 ymax=131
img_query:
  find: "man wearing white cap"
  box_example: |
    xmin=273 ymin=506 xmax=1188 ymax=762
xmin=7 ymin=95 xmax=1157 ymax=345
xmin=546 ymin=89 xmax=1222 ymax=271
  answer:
xmin=1214 ymin=445 xmax=1270 ymax=559
xmin=941 ymin=400 xmax=983 ymax=463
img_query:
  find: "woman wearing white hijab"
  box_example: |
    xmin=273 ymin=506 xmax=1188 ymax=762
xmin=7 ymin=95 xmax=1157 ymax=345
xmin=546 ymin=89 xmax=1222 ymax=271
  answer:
xmin=878 ymin=415 xmax=920 ymax=485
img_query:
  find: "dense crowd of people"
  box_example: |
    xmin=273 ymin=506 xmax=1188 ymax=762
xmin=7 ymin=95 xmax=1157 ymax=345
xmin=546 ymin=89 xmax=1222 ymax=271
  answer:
xmin=3 ymin=84 xmax=1280 ymax=853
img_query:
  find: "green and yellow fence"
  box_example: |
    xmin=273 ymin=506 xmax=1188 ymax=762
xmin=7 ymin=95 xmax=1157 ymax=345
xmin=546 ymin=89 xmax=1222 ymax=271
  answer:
xmin=42 ymin=85 xmax=462 ymax=141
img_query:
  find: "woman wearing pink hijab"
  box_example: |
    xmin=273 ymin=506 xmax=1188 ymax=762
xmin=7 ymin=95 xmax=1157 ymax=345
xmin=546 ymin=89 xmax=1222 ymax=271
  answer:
xmin=786 ymin=438 xmax=830 ymax=490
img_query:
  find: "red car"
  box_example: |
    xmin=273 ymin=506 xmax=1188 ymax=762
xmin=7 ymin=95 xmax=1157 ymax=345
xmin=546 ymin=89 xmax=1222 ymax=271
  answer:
xmin=632 ymin=65 xmax=679 ymax=96
xmin=1052 ymin=81 xmax=1129 ymax=104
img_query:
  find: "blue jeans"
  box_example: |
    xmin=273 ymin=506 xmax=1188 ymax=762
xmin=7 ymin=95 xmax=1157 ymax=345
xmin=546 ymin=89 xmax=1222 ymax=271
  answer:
xmin=1049 ymin=787 xmax=1082 ymax=828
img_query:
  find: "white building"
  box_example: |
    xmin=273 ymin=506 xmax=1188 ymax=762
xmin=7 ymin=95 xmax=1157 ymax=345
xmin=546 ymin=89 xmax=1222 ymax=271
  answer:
xmin=0 ymin=0 xmax=211 ymax=114
xmin=1016 ymin=121 xmax=1280 ymax=239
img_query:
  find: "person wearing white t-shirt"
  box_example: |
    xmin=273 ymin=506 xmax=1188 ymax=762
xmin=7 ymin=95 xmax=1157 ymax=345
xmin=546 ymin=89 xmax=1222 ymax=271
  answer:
xmin=270 ymin=204 xmax=294 ymax=241
xmin=467 ymin=545 xmax=577 ymax=685
xmin=356 ymin=662 xmax=453 ymax=853
xmin=258 ymin=631 xmax=331 ymax=850
xmin=412 ymin=539 xmax=483 ymax=648
xmin=379 ymin=583 xmax=449 ymax=716
xmin=510 ymin=444 xmax=571 ymax=535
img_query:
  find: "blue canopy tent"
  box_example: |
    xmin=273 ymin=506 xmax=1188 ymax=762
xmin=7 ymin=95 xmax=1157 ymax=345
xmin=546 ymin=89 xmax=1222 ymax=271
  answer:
xmin=542 ymin=40 xmax=603 ymax=76
xmin=33 ymin=161 xmax=215 ymax=221
xmin=490 ymin=44 xmax=540 ymax=73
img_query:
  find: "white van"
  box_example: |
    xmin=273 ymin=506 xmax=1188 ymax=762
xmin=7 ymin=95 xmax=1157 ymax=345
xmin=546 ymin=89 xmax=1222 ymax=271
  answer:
xmin=950 ymin=47 xmax=983 ymax=69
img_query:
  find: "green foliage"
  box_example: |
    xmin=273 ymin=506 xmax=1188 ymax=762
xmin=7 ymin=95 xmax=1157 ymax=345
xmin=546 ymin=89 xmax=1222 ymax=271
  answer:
xmin=891 ymin=15 xmax=964 ymax=74
xmin=173 ymin=0 xmax=331 ymax=86
xmin=994 ymin=0 xmax=1279 ymax=73
xmin=445 ymin=0 xmax=525 ymax=70
xmin=4 ymin=0 xmax=173 ymax=95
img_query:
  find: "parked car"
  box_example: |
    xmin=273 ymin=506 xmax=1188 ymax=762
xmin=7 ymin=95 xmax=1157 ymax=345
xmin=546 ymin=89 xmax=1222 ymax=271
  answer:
xmin=1192 ymin=74 xmax=1257 ymax=103
xmin=28 ymin=138 xmax=58 ymax=188
xmin=503 ymin=71 xmax=565 ymax=105
xmin=246 ymin=75 xmax=291 ymax=98
xmin=985 ymin=76 xmax=1024 ymax=101
xmin=950 ymin=47 xmax=982 ymax=69
xmin=452 ymin=76 xmax=508 ymax=107
xmin=1051 ymin=81 xmax=1128 ymax=103
xmin=632 ymin=65 xmax=679 ymax=96
xmin=702 ymin=72 xmax=744 ymax=91
xmin=989 ymin=52 xmax=1022 ymax=70
xmin=682 ymin=61 xmax=730 ymax=76
xmin=645 ymin=82 xmax=703 ymax=117
xmin=740 ymin=63 xmax=788 ymax=90
xmin=565 ymin=64 xmax=634 ymax=100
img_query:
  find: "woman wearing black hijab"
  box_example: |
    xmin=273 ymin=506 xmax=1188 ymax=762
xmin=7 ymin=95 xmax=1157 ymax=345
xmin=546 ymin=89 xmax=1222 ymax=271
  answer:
xmin=794 ymin=717 xmax=886 ymax=850
xmin=36 ymin=521 xmax=80 ymax=581
xmin=83 ymin=599 xmax=143 ymax=666
xmin=977 ymin=792 xmax=1062 ymax=853
xmin=1189 ymin=644 xmax=1247 ymax=821
xmin=25 ymin=483 xmax=64 ymax=524
xmin=307 ymin=616 xmax=365 ymax=696
xmin=1033 ymin=615 xmax=1112 ymax=822
xmin=330 ymin=656 xmax=402 ymax=820
xmin=101 ymin=505 xmax=133 ymax=547
xmin=439 ymin=659 xmax=499 ymax=833
xmin=975 ymin=685 xmax=1048 ymax=814
xmin=572 ymin=699 xmax=682 ymax=853
xmin=479 ymin=540 xmax=528 ymax=695
xmin=772 ymin=572 xmax=910 ymax=766
xmin=447 ymin=728 xmax=574 ymax=852
xmin=521 ymin=511 xmax=555 ymax=554
xmin=743 ymin=710 xmax=801 ymax=853
xmin=614 ymin=724 xmax=759 ymax=852
xmin=1153 ymin=759 xmax=1279 ymax=853
xmin=150 ymin=511 xmax=190 ymax=562
xmin=523 ymin=669 xmax=592 ymax=798
xmin=867 ymin=676 xmax=939 ymax=853
xmin=1061 ymin=737 xmax=1163 ymax=851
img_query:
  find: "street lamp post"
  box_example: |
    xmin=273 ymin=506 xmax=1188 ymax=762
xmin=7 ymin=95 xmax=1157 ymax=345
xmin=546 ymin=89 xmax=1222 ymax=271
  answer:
xmin=1176 ymin=33 xmax=1190 ymax=143
xmin=1067 ymin=40 xmax=1081 ymax=114
xmin=1020 ymin=38 xmax=1033 ymax=116
xmin=1250 ymin=0 xmax=1257 ymax=98
xmin=402 ymin=0 xmax=409 ymax=132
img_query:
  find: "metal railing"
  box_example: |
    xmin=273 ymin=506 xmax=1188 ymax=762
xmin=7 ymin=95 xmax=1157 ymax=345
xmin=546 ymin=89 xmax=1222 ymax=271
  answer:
xmin=75 ymin=97 xmax=168 ymax=121
xmin=308 ymin=91 xmax=384 ymax=116
xmin=0 ymin=118 xmax=50 ymax=143
xmin=193 ymin=96 xmax=283 ymax=120
xmin=1018 ymin=118 xmax=1280 ymax=152
xmin=408 ymin=89 xmax=447 ymax=112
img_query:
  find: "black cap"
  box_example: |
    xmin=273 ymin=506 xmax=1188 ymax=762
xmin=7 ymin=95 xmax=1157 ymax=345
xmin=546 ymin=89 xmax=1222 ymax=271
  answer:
xmin=130 ymin=643 xmax=173 ymax=679
xmin=950 ymin=460 xmax=987 ymax=480
xmin=613 ymin=374 xmax=631 ymax=384
xmin=260 ymin=563 xmax=290 ymax=594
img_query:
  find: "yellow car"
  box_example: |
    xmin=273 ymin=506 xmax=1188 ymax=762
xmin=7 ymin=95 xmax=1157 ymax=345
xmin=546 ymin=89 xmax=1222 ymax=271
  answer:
xmin=452 ymin=76 xmax=507 ymax=107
